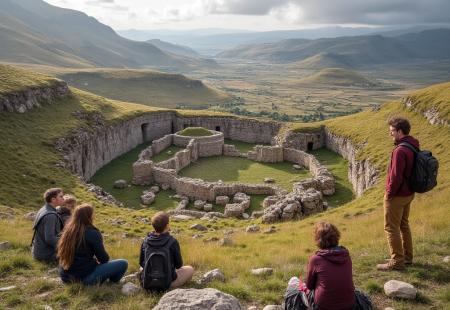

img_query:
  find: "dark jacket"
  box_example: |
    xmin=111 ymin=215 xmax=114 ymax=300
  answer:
xmin=385 ymin=135 xmax=419 ymax=199
xmin=139 ymin=232 xmax=182 ymax=282
xmin=59 ymin=226 xmax=109 ymax=283
xmin=56 ymin=206 xmax=72 ymax=225
xmin=32 ymin=203 xmax=63 ymax=262
xmin=306 ymin=246 xmax=355 ymax=310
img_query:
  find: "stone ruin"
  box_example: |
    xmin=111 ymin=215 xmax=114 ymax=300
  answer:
xmin=130 ymin=128 xmax=336 ymax=223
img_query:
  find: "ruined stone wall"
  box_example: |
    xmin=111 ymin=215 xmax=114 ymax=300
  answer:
xmin=152 ymin=134 xmax=173 ymax=155
xmin=324 ymin=128 xmax=379 ymax=196
xmin=280 ymin=128 xmax=325 ymax=150
xmin=173 ymin=131 xmax=224 ymax=157
xmin=152 ymin=167 xmax=177 ymax=188
xmin=0 ymin=81 xmax=70 ymax=113
xmin=59 ymin=112 xmax=174 ymax=180
xmin=174 ymin=116 xmax=281 ymax=144
xmin=254 ymin=145 xmax=283 ymax=162
xmin=223 ymin=144 xmax=241 ymax=157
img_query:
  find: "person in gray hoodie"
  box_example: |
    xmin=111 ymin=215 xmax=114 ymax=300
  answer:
xmin=31 ymin=188 xmax=65 ymax=263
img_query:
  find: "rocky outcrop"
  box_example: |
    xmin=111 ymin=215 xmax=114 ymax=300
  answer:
xmin=0 ymin=81 xmax=70 ymax=113
xmin=324 ymin=128 xmax=378 ymax=196
xmin=404 ymin=97 xmax=449 ymax=127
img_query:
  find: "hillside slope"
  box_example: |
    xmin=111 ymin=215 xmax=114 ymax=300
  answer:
xmin=0 ymin=65 xmax=448 ymax=309
xmin=56 ymin=69 xmax=230 ymax=109
xmin=0 ymin=0 xmax=214 ymax=71
xmin=296 ymin=68 xmax=380 ymax=87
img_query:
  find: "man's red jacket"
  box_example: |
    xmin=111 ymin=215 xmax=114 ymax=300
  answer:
xmin=385 ymin=135 xmax=419 ymax=199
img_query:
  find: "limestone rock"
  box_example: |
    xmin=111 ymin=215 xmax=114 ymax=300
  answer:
xmin=251 ymin=268 xmax=273 ymax=276
xmin=172 ymin=214 xmax=194 ymax=221
xmin=242 ymin=213 xmax=250 ymax=219
xmin=224 ymin=203 xmax=244 ymax=218
xmin=219 ymin=237 xmax=233 ymax=247
xmin=0 ymin=241 xmax=11 ymax=251
xmin=263 ymin=196 xmax=279 ymax=208
xmin=153 ymin=288 xmax=243 ymax=310
xmin=0 ymin=286 xmax=16 ymax=292
xmin=384 ymin=280 xmax=417 ymax=299
xmin=191 ymin=223 xmax=208 ymax=231
xmin=194 ymin=200 xmax=206 ymax=210
xmin=192 ymin=234 xmax=203 ymax=239
xmin=246 ymin=225 xmax=260 ymax=233
xmin=150 ymin=185 xmax=160 ymax=193
xmin=263 ymin=306 xmax=283 ymax=310
xmin=140 ymin=191 xmax=155 ymax=205
xmin=293 ymin=164 xmax=302 ymax=170
xmin=44 ymin=306 xmax=53 ymax=310
xmin=264 ymin=177 xmax=275 ymax=183
xmin=176 ymin=199 xmax=189 ymax=210
xmin=113 ymin=179 xmax=128 ymax=189
xmin=24 ymin=211 xmax=36 ymax=221
xmin=198 ymin=268 xmax=225 ymax=285
xmin=234 ymin=192 xmax=250 ymax=204
xmin=443 ymin=256 xmax=450 ymax=263
xmin=121 ymin=282 xmax=140 ymax=296
xmin=216 ymin=196 xmax=230 ymax=205
xmin=161 ymin=183 xmax=170 ymax=190
xmin=263 ymin=226 xmax=277 ymax=234
xmin=120 ymin=272 xmax=139 ymax=283
xmin=203 ymin=203 xmax=213 ymax=212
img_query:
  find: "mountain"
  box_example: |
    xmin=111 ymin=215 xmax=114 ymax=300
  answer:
xmin=0 ymin=0 xmax=215 ymax=71
xmin=146 ymin=39 xmax=200 ymax=58
xmin=56 ymin=69 xmax=230 ymax=109
xmin=296 ymin=68 xmax=380 ymax=87
xmin=217 ymin=29 xmax=450 ymax=67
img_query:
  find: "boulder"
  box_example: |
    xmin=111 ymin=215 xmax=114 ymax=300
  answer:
xmin=246 ymin=225 xmax=260 ymax=233
xmin=113 ymin=179 xmax=128 ymax=189
xmin=262 ymin=196 xmax=279 ymax=208
xmin=190 ymin=223 xmax=208 ymax=231
xmin=263 ymin=306 xmax=283 ymax=310
xmin=224 ymin=203 xmax=244 ymax=218
xmin=140 ymin=191 xmax=155 ymax=205
xmin=194 ymin=200 xmax=206 ymax=210
xmin=198 ymin=269 xmax=226 ymax=285
xmin=293 ymin=164 xmax=302 ymax=170
xmin=384 ymin=280 xmax=417 ymax=299
xmin=120 ymin=272 xmax=139 ymax=283
xmin=234 ymin=192 xmax=250 ymax=203
xmin=219 ymin=237 xmax=233 ymax=247
xmin=242 ymin=213 xmax=250 ymax=219
xmin=150 ymin=185 xmax=160 ymax=193
xmin=251 ymin=268 xmax=273 ymax=276
xmin=216 ymin=196 xmax=230 ymax=205
xmin=0 ymin=241 xmax=11 ymax=251
xmin=161 ymin=183 xmax=170 ymax=190
xmin=443 ymin=256 xmax=450 ymax=263
xmin=203 ymin=204 xmax=213 ymax=212
xmin=176 ymin=199 xmax=189 ymax=210
xmin=264 ymin=177 xmax=275 ymax=183
xmin=121 ymin=282 xmax=140 ymax=296
xmin=153 ymin=288 xmax=243 ymax=310
xmin=172 ymin=214 xmax=194 ymax=221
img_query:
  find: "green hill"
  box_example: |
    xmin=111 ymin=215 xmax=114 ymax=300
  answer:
xmin=55 ymin=69 xmax=230 ymax=109
xmin=297 ymin=68 xmax=380 ymax=87
xmin=147 ymin=39 xmax=201 ymax=58
xmin=0 ymin=65 xmax=449 ymax=309
xmin=0 ymin=0 xmax=215 ymax=71
xmin=289 ymin=52 xmax=353 ymax=69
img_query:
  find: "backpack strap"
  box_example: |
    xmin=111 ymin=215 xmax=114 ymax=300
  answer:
xmin=30 ymin=211 xmax=63 ymax=247
xmin=398 ymin=142 xmax=419 ymax=154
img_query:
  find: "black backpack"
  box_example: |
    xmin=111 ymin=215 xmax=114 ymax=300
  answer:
xmin=141 ymin=238 xmax=175 ymax=291
xmin=399 ymin=142 xmax=439 ymax=193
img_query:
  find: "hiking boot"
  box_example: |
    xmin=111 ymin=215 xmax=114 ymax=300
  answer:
xmin=376 ymin=262 xmax=405 ymax=271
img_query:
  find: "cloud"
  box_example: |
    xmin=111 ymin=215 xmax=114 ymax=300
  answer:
xmin=201 ymin=0 xmax=450 ymax=25
xmin=85 ymin=0 xmax=128 ymax=11
xmin=85 ymin=0 xmax=115 ymax=4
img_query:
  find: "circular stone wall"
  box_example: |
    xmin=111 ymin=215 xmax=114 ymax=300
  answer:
xmin=173 ymin=130 xmax=224 ymax=157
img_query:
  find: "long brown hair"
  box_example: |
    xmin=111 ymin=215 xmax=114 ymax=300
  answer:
xmin=57 ymin=203 xmax=94 ymax=269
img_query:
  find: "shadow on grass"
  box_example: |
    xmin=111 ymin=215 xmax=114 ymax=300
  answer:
xmin=407 ymin=262 xmax=450 ymax=284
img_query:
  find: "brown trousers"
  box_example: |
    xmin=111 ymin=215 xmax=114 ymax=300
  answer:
xmin=384 ymin=194 xmax=415 ymax=267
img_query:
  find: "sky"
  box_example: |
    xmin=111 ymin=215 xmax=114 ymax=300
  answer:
xmin=45 ymin=0 xmax=450 ymax=31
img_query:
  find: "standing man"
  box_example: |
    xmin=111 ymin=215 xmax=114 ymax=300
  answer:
xmin=31 ymin=188 xmax=65 ymax=263
xmin=377 ymin=117 xmax=419 ymax=271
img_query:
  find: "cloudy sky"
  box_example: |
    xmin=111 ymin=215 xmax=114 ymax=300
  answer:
xmin=45 ymin=0 xmax=450 ymax=31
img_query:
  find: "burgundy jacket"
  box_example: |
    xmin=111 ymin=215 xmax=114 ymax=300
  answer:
xmin=385 ymin=135 xmax=419 ymax=199
xmin=306 ymin=246 xmax=355 ymax=310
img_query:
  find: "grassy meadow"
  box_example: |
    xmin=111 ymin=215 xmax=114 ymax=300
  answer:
xmin=0 ymin=66 xmax=449 ymax=309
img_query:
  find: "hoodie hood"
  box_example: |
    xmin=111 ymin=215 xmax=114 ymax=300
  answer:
xmin=144 ymin=232 xmax=172 ymax=247
xmin=315 ymin=246 xmax=350 ymax=265
xmin=395 ymin=135 xmax=419 ymax=149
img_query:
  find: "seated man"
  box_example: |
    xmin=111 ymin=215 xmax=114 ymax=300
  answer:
xmin=139 ymin=211 xmax=194 ymax=291
xmin=31 ymin=188 xmax=65 ymax=263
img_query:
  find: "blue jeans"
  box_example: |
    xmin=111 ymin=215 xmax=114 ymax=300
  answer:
xmin=83 ymin=259 xmax=128 ymax=285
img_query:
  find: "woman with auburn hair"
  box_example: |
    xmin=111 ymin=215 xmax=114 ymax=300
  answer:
xmin=57 ymin=203 xmax=128 ymax=285
xmin=285 ymin=222 xmax=372 ymax=310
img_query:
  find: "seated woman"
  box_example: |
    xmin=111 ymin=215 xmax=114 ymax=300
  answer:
xmin=57 ymin=203 xmax=128 ymax=285
xmin=285 ymin=222 xmax=357 ymax=310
